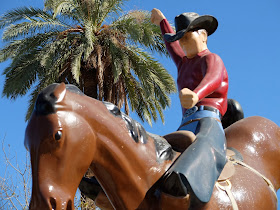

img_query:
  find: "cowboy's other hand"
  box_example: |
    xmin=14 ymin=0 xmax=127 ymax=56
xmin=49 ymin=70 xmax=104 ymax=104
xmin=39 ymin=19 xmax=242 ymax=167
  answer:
xmin=179 ymin=88 xmax=199 ymax=109
xmin=151 ymin=8 xmax=166 ymax=26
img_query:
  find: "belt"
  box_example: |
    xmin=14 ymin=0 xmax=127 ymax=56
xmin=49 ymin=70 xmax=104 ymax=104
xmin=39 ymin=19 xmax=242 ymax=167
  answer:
xmin=197 ymin=105 xmax=222 ymax=119
xmin=179 ymin=106 xmax=222 ymax=130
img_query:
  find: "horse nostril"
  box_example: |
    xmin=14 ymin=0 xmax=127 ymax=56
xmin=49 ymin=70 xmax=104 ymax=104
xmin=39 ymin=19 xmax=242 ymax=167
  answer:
xmin=67 ymin=200 xmax=73 ymax=210
xmin=50 ymin=197 xmax=56 ymax=210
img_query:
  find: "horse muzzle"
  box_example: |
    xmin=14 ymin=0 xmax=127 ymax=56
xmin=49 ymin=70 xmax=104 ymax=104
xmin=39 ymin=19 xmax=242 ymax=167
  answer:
xmin=29 ymin=188 xmax=74 ymax=210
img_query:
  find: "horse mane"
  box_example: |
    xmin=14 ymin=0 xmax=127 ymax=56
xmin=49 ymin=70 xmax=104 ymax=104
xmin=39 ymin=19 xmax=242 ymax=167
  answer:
xmin=102 ymin=101 xmax=148 ymax=144
xmin=66 ymin=84 xmax=84 ymax=95
xmin=102 ymin=101 xmax=175 ymax=162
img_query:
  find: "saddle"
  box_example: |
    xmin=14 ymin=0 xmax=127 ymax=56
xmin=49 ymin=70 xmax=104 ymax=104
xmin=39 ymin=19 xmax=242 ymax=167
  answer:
xmin=163 ymin=131 xmax=239 ymax=181
xmin=162 ymin=132 xmax=277 ymax=210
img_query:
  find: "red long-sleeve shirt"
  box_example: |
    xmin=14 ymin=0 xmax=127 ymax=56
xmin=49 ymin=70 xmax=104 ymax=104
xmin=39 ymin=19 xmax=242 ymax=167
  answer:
xmin=160 ymin=19 xmax=228 ymax=116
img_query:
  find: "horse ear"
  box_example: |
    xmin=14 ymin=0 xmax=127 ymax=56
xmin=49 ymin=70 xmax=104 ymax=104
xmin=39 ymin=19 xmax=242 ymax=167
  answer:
xmin=53 ymin=82 xmax=66 ymax=103
xmin=35 ymin=83 xmax=66 ymax=116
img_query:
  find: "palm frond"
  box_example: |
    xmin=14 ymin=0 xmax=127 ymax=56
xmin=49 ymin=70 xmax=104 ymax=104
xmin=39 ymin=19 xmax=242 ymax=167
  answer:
xmin=126 ymin=45 xmax=175 ymax=122
xmin=127 ymin=45 xmax=175 ymax=94
xmin=0 ymin=40 xmax=23 ymax=62
xmin=106 ymin=34 xmax=129 ymax=82
xmin=39 ymin=36 xmax=71 ymax=68
xmin=52 ymin=0 xmax=76 ymax=18
xmin=0 ymin=7 xmax=56 ymax=29
xmin=94 ymin=0 xmax=127 ymax=27
xmin=2 ymin=21 xmax=66 ymax=41
xmin=71 ymin=44 xmax=85 ymax=84
xmin=2 ymin=53 xmax=40 ymax=99
xmin=0 ymin=31 xmax=59 ymax=63
xmin=95 ymin=44 xmax=104 ymax=99
xmin=110 ymin=47 xmax=174 ymax=124
xmin=83 ymin=21 xmax=96 ymax=58
xmin=112 ymin=10 xmax=168 ymax=56
xmin=44 ymin=0 xmax=56 ymax=10
xmin=45 ymin=0 xmax=93 ymax=26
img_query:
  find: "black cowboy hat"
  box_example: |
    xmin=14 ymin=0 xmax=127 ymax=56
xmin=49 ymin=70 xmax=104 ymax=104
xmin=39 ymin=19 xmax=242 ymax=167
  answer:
xmin=164 ymin=12 xmax=218 ymax=42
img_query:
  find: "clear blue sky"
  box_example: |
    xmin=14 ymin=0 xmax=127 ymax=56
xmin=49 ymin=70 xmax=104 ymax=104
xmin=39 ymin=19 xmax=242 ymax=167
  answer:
xmin=0 ymin=0 xmax=279 ymax=208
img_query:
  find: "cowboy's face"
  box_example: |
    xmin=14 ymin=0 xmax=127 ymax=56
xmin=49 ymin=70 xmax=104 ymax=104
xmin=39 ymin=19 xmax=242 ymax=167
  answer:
xmin=178 ymin=29 xmax=208 ymax=57
xmin=179 ymin=30 xmax=207 ymax=48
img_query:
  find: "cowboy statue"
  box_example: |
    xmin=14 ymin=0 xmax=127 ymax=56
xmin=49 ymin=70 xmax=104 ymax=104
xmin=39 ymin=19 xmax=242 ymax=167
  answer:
xmin=151 ymin=9 xmax=228 ymax=203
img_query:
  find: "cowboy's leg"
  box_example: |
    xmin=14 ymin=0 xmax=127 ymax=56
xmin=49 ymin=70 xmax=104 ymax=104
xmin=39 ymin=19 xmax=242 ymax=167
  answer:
xmin=163 ymin=113 xmax=226 ymax=202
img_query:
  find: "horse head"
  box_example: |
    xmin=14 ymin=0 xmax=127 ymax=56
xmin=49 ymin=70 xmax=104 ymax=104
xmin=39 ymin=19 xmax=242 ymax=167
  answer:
xmin=25 ymin=83 xmax=179 ymax=209
xmin=25 ymin=83 xmax=99 ymax=209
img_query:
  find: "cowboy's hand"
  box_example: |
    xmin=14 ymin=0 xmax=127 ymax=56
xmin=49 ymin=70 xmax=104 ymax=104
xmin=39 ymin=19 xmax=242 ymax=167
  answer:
xmin=151 ymin=8 xmax=166 ymax=26
xmin=179 ymin=88 xmax=199 ymax=109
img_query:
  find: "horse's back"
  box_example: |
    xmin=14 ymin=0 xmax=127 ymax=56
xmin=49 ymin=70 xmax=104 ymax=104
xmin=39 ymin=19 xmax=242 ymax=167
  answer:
xmin=225 ymin=116 xmax=280 ymax=151
xmin=225 ymin=116 xmax=280 ymax=181
xmin=207 ymin=116 xmax=280 ymax=210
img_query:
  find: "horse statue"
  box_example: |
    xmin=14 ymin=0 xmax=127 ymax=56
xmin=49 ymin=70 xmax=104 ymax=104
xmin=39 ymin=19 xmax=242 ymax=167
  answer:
xmin=24 ymin=83 xmax=280 ymax=209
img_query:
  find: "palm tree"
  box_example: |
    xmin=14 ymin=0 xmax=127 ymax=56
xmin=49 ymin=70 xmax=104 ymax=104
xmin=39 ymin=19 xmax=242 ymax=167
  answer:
xmin=0 ymin=0 xmax=176 ymax=125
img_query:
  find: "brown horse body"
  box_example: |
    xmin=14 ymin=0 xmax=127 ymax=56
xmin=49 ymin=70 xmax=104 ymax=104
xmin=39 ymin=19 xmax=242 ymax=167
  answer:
xmin=24 ymin=83 xmax=280 ymax=209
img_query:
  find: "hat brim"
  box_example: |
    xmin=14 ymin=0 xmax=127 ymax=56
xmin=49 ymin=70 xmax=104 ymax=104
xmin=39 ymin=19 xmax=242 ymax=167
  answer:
xmin=164 ymin=15 xmax=218 ymax=42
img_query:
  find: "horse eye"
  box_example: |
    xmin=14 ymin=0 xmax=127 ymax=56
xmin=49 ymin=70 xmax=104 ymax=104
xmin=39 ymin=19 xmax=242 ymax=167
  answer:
xmin=54 ymin=131 xmax=62 ymax=141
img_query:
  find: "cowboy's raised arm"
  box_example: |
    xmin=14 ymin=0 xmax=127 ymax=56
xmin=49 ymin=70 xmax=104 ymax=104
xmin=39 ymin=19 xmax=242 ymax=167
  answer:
xmin=151 ymin=8 xmax=185 ymax=68
xmin=151 ymin=8 xmax=165 ymax=26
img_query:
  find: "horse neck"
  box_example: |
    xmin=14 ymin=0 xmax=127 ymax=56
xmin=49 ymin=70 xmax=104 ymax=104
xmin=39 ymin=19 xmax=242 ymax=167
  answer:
xmin=95 ymin=130 xmax=174 ymax=208
xmin=79 ymin=100 xmax=174 ymax=208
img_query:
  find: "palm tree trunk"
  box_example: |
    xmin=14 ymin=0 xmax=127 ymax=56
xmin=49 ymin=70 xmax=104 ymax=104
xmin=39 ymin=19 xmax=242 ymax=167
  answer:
xmin=81 ymin=67 xmax=98 ymax=98
xmin=80 ymin=67 xmax=98 ymax=209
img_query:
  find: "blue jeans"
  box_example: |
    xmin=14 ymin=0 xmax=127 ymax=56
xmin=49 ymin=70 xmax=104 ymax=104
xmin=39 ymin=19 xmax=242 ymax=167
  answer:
xmin=168 ymin=106 xmax=227 ymax=202
xmin=178 ymin=106 xmax=223 ymax=134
